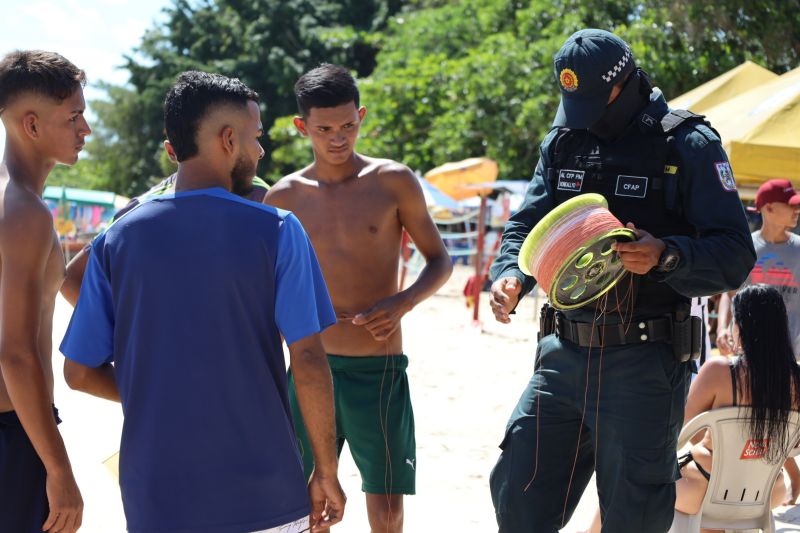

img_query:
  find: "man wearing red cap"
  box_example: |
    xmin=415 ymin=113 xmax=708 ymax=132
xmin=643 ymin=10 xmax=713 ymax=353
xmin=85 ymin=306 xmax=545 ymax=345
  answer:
xmin=718 ymin=179 xmax=800 ymax=358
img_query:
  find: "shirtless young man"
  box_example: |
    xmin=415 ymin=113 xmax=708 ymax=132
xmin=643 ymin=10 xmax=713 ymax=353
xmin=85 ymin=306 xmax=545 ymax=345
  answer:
xmin=264 ymin=64 xmax=452 ymax=532
xmin=0 ymin=50 xmax=88 ymax=533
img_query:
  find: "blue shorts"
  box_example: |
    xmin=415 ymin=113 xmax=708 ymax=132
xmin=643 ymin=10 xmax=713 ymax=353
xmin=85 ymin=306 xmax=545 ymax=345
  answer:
xmin=0 ymin=407 xmax=60 ymax=533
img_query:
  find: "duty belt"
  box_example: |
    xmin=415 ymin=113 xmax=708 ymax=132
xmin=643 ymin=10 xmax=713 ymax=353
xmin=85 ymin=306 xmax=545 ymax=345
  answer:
xmin=555 ymin=314 xmax=673 ymax=347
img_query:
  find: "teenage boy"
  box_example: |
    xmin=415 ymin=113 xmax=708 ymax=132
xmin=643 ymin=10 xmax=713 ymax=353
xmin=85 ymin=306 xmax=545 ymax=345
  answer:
xmin=265 ymin=64 xmax=452 ymax=532
xmin=0 ymin=49 xmax=88 ymax=533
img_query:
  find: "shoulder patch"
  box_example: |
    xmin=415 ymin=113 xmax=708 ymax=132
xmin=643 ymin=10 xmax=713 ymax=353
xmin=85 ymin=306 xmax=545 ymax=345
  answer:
xmin=714 ymin=161 xmax=737 ymax=192
xmin=693 ymin=124 xmax=720 ymax=144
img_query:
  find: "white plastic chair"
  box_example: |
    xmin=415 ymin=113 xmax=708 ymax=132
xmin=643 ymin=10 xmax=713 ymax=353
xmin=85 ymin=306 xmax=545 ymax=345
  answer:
xmin=668 ymin=407 xmax=800 ymax=533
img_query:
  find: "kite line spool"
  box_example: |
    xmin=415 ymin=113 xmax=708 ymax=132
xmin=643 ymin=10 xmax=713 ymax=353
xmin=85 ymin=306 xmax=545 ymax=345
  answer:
xmin=518 ymin=193 xmax=636 ymax=310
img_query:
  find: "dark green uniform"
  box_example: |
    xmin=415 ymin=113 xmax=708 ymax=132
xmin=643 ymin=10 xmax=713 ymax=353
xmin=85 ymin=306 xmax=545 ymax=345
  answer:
xmin=489 ymin=89 xmax=755 ymax=532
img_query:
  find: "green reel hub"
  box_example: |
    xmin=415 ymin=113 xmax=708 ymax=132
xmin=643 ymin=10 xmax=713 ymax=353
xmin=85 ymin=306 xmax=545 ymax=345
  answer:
xmin=548 ymin=227 xmax=635 ymax=310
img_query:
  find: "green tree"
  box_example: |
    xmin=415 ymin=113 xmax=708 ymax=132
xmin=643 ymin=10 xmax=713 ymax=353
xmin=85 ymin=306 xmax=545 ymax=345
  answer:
xmin=316 ymin=0 xmax=800 ymax=182
xmin=86 ymin=0 xmax=406 ymax=196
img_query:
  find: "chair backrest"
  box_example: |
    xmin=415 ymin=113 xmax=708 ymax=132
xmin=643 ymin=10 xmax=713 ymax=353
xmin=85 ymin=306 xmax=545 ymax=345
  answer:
xmin=677 ymin=407 xmax=800 ymax=531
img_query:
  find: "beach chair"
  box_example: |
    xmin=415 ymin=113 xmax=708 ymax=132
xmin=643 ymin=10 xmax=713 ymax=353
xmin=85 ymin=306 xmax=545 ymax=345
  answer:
xmin=668 ymin=407 xmax=800 ymax=533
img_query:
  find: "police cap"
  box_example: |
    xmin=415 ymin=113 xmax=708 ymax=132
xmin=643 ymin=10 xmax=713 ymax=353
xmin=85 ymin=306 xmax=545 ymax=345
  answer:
xmin=552 ymin=29 xmax=635 ymax=129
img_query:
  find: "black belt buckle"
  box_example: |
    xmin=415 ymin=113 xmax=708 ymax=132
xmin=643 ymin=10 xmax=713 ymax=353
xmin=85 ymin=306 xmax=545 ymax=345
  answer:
xmin=672 ymin=315 xmax=702 ymax=362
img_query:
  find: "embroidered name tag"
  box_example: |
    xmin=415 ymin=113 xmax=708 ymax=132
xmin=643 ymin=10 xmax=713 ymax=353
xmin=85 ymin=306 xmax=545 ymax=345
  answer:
xmin=557 ymin=170 xmax=584 ymax=192
xmin=615 ymin=175 xmax=648 ymax=198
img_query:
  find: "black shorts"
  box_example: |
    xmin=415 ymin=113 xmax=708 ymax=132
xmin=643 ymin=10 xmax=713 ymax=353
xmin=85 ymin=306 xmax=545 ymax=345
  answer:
xmin=0 ymin=407 xmax=60 ymax=533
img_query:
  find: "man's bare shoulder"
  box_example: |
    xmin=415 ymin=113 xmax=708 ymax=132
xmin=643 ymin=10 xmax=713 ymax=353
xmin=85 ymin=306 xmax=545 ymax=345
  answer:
xmin=363 ymin=157 xmax=418 ymax=188
xmin=362 ymin=157 xmax=425 ymax=204
xmin=0 ymin=184 xmax=55 ymax=251
xmin=264 ymin=167 xmax=319 ymax=210
xmin=271 ymin=168 xmax=319 ymax=191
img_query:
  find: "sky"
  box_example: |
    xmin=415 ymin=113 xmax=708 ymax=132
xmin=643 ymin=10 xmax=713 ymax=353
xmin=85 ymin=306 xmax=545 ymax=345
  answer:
xmin=0 ymin=0 xmax=170 ymax=157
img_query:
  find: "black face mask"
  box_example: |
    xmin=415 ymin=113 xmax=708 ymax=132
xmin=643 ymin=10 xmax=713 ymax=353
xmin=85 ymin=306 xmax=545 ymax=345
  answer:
xmin=589 ymin=68 xmax=653 ymax=141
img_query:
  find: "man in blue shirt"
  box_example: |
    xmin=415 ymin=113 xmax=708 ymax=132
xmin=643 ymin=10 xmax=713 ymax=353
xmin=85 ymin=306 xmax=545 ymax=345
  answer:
xmin=61 ymin=71 xmax=345 ymax=533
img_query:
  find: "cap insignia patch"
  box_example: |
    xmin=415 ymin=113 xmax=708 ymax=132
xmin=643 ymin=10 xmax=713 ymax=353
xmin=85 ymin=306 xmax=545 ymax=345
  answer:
xmin=560 ymin=68 xmax=579 ymax=92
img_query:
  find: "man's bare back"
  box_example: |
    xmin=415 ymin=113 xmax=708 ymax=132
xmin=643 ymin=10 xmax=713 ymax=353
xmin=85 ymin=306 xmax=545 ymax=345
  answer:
xmin=0 ymin=178 xmax=64 ymax=412
xmin=267 ymin=155 xmax=425 ymax=355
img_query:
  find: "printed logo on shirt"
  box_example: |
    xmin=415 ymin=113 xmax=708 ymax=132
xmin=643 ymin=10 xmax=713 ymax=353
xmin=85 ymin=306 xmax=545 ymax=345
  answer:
xmin=557 ymin=170 xmax=584 ymax=192
xmin=615 ymin=175 xmax=648 ymax=198
xmin=751 ymin=253 xmax=800 ymax=287
xmin=406 ymin=458 xmax=416 ymax=471
xmin=740 ymin=439 xmax=769 ymax=460
xmin=715 ymin=161 xmax=737 ymax=192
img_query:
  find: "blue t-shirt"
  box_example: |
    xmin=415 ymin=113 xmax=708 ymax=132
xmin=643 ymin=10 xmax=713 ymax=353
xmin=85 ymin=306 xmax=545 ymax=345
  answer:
xmin=60 ymin=188 xmax=335 ymax=533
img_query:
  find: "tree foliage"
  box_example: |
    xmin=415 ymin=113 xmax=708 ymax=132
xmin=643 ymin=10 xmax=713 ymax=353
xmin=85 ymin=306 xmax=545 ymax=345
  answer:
xmin=348 ymin=0 xmax=800 ymax=181
xmin=84 ymin=0 xmax=404 ymax=195
xmin=83 ymin=0 xmax=800 ymax=193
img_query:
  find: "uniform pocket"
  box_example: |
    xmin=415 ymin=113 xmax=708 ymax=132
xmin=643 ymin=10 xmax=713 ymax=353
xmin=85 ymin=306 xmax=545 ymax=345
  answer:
xmin=621 ymin=447 xmax=679 ymax=532
xmin=656 ymin=342 xmax=680 ymax=389
xmin=625 ymin=446 xmax=678 ymax=484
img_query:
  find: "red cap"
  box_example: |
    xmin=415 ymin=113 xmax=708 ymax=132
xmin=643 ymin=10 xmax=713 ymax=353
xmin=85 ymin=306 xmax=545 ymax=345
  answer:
xmin=753 ymin=179 xmax=800 ymax=211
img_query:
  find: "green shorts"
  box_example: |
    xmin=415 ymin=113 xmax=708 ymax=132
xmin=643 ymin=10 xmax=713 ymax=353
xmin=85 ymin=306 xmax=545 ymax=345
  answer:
xmin=288 ymin=354 xmax=416 ymax=495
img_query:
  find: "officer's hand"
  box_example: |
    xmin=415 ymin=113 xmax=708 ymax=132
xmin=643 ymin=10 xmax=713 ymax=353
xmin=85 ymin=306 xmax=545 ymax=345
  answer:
xmin=716 ymin=327 xmax=735 ymax=356
xmin=612 ymin=223 xmax=666 ymax=275
xmin=490 ymin=277 xmax=522 ymax=324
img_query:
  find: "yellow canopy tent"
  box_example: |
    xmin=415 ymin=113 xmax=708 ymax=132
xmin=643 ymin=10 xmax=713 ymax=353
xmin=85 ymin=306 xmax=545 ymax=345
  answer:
xmin=701 ymin=66 xmax=800 ymax=194
xmin=424 ymin=157 xmax=498 ymax=200
xmin=669 ymin=61 xmax=778 ymax=113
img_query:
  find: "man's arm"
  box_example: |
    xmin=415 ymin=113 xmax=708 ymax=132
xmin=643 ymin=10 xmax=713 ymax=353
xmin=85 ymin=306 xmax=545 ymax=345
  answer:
xmin=488 ymin=131 xmax=558 ymax=322
xmin=63 ymin=359 xmax=119 ymax=402
xmin=61 ymin=241 xmax=120 ymax=401
xmin=60 ymin=233 xmax=117 ymax=404
xmin=715 ymin=290 xmax=738 ymax=355
xmin=0 ymin=206 xmax=82 ymax=533
xmin=288 ymin=333 xmax=345 ymax=531
xmin=352 ymin=166 xmax=452 ymax=340
xmin=272 ymin=212 xmax=344 ymax=530
xmin=647 ymin=126 xmax=756 ymax=296
xmin=61 ymin=245 xmax=90 ymax=307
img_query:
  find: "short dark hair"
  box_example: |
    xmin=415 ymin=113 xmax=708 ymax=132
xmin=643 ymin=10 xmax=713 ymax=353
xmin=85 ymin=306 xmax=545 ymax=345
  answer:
xmin=164 ymin=71 xmax=259 ymax=162
xmin=294 ymin=64 xmax=359 ymax=117
xmin=0 ymin=50 xmax=86 ymax=114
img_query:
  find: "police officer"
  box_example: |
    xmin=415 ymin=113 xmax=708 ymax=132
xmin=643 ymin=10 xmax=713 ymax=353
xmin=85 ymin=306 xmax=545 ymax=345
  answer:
xmin=488 ymin=29 xmax=755 ymax=532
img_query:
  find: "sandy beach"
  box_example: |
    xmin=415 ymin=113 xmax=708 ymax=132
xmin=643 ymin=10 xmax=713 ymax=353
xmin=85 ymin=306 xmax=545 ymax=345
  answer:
xmin=50 ymin=264 xmax=800 ymax=532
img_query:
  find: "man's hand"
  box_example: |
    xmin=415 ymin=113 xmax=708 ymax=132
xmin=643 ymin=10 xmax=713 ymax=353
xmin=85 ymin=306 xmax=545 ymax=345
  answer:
xmin=42 ymin=469 xmax=83 ymax=533
xmin=612 ymin=223 xmax=666 ymax=275
xmin=352 ymin=293 xmax=413 ymax=341
xmin=716 ymin=327 xmax=735 ymax=356
xmin=308 ymin=471 xmax=346 ymax=532
xmin=490 ymin=277 xmax=523 ymax=324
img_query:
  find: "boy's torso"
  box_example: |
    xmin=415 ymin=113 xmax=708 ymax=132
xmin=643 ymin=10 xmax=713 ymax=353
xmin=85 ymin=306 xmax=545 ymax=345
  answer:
xmin=272 ymin=157 xmax=406 ymax=355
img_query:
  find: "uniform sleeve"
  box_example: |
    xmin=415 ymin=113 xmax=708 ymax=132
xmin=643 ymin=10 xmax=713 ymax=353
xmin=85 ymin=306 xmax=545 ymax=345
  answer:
xmin=489 ymin=131 xmax=558 ymax=299
xmin=655 ymin=126 xmax=756 ymax=296
xmin=274 ymin=213 xmax=336 ymax=345
xmin=60 ymin=238 xmax=114 ymax=367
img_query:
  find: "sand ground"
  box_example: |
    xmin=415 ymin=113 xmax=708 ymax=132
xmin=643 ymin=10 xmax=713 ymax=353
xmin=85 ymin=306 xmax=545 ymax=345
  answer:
xmin=51 ymin=264 xmax=800 ymax=532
